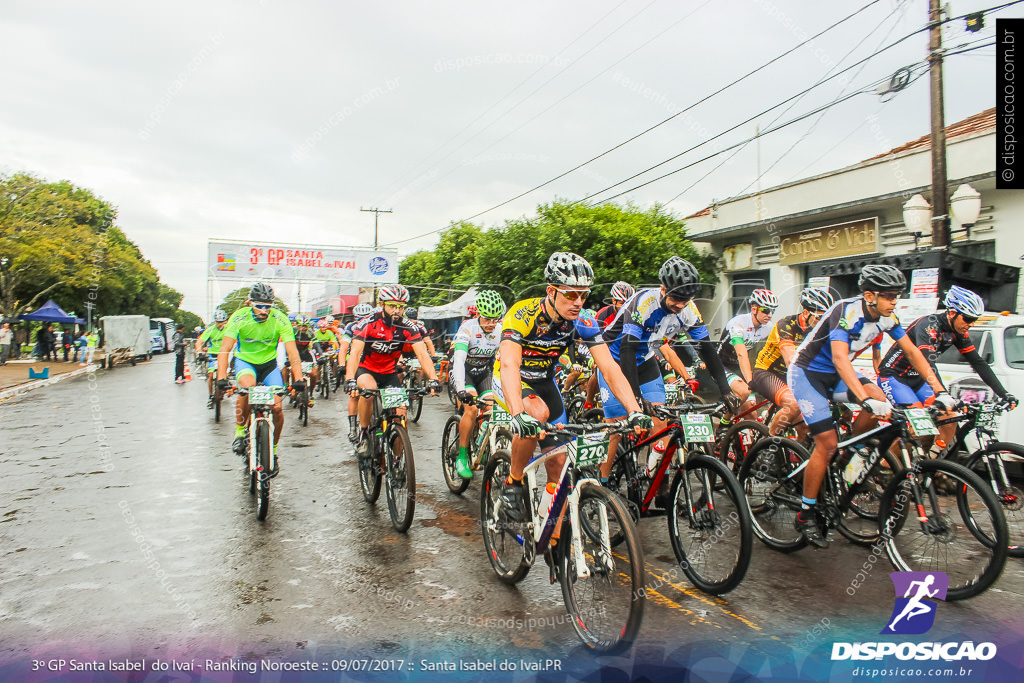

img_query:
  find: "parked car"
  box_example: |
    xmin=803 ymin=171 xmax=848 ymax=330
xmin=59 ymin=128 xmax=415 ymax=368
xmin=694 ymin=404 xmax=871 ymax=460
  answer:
xmin=934 ymin=312 xmax=1024 ymax=445
xmin=151 ymin=332 xmax=166 ymax=354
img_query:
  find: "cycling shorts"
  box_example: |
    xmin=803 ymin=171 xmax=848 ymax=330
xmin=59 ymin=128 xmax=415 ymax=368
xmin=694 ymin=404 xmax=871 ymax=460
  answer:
xmin=234 ymin=357 xmax=283 ymax=387
xmin=723 ymin=364 xmax=748 ymax=387
xmin=749 ymin=368 xmax=791 ymax=406
xmin=597 ymin=370 xmax=665 ymax=419
xmin=492 ymin=375 xmax=566 ymax=448
xmin=458 ymin=367 xmax=494 ymax=398
xmin=878 ymin=375 xmax=934 ymax=407
xmin=354 ymin=367 xmax=402 ymax=389
xmin=788 ymin=364 xmax=872 ymax=436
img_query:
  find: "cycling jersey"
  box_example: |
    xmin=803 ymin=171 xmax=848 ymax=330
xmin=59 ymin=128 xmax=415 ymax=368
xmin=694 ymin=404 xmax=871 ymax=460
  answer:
xmin=755 ymin=313 xmax=812 ymax=377
xmin=451 ymin=318 xmax=502 ymax=391
xmin=878 ymin=312 xmax=1006 ymax=397
xmin=602 ymin=289 xmax=709 ymax=365
xmin=494 ymin=298 xmax=604 ymax=383
xmin=198 ymin=325 xmax=227 ymax=354
xmin=294 ymin=329 xmax=316 ymax=362
xmin=352 ymin=311 xmax=423 ymax=374
xmin=223 ymin=308 xmax=294 ymax=365
xmin=794 ymin=297 xmax=905 ymax=373
xmin=402 ymin=320 xmax=430 ymax=355
xmin=340 ymin=320 xmax=359 ymax=343
xmin=717 ymin=312 xmax=772 ymax=371
xmin=313 ymin=328 xmax=337 ymax=352
xmin=595 ymin=304 xmax=619 ymax=329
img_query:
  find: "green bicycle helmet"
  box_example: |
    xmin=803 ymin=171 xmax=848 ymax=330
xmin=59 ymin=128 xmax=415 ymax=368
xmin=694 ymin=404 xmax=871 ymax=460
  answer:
xmin=475 ymin=290 xmax=506 ymax=319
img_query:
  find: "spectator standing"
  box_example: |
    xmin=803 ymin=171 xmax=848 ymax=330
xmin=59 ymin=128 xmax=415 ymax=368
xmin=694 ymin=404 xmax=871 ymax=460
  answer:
xmin=37 ymin=323 xmax=53 ymax=361
xmin=172 ymin=323 xmax=186 ymax=383
xmin=0 ymin=322 xmax=11 ymax=365
xmin=61 ymin=328 xmax=72 ymax=362
xmin=12 ymin=324 xmax=26 ymax=359
xmin=84 ymin=330 xmax=99 ymax=365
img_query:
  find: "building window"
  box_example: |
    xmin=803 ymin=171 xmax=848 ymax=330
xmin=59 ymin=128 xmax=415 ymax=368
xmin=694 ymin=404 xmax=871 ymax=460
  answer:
xmin=729 ymin=271 xmax=770 ymax=317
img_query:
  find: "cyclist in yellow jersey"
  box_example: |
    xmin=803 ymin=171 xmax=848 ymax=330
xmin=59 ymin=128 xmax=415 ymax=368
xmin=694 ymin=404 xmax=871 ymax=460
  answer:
xmin=749 ymin=287 xmax=834 ymax=439
xmin=494 ymin=252 xmax=652 ymax=579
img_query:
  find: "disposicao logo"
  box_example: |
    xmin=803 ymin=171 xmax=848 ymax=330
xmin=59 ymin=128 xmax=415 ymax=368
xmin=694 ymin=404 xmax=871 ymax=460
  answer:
xmin=882 ymin=571 xmax=948 ymax=635
xmin=831 ymin=572 xmax=996 ymax=662
xmin=368 ymin=257 xmax=389 ymax=275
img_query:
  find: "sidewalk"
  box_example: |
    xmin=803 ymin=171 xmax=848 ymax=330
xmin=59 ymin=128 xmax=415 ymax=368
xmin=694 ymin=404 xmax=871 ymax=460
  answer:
xmin=0 ymin=359 xmax=99 ymax=400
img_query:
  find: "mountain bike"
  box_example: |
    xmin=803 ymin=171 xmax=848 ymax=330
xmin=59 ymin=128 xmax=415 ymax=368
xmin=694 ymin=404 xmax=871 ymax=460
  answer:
xmin=236 ymin=384 xmax=286 ymax=522
xmin=935 ymin=397 xmax=1023 ymax=557
xmin=738 ymin=405 xmax=1008 ymax=600
xmin=481 ymin=421 xmax=645 ymax=655
xmin=356 ymin=386 xmax=427 ymax=532
xmin=317 ymin=353 xmax=332 ymax=400
xmin=440 ymin=397 xmax=513 ymax=494
xmin=606 ymin=401 xmax=753 ymax=595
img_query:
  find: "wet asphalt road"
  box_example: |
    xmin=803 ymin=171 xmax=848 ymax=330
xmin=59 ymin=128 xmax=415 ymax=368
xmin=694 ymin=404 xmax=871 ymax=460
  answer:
xmin=1 ymin=354 xmax=1023 ymax=670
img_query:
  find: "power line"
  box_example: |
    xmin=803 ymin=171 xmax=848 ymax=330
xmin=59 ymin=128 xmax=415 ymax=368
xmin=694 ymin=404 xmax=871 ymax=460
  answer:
xmin=381 ymin=1 xmax=884 ymax=247
xmin=371 ymin=0 xmax=651 ymax=206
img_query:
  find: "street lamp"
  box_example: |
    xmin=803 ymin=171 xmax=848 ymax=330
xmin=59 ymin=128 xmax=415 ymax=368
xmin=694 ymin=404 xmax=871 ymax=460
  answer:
xmin=949 ymin=183 xmax=982 ymax=240
xmin=903 ymin=194 xmax=932 ymax=251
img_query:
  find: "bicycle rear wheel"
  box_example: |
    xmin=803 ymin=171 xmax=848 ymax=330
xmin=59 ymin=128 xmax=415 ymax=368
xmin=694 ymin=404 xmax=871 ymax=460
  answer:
xmin=668 ymin=453 xmax=752 ymax=594
xmin=441 ymin=416 xmax=471 ymax=494
xmin=560 ymin=482 xmax=645 ymax=655
xmin=965 ymin=443 xmax=1024 ymax=557
xmin=480 ymin=450 xmax=530 ymax=584
xmin=718 ymin=420 xmax=769 ymax=477
xmin=255 ymin=420 xmax=271 ymax=521
xmin=736 ymin=437 xmax=808 ymax=552
xmin=384 ymin=423 xmax=416 ymax=532
xmin=359 ymin=426 xmax=382 ymax=504
xmin=881 ymin=459 xmax=1008 ymax=600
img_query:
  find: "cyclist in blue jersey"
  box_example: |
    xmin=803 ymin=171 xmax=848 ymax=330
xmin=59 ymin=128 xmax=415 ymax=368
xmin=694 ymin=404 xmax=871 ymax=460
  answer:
xmin=788 ymin=265 xmax=954 ymax=547
xmin=598 ymin=256 xmax=739 ymax=484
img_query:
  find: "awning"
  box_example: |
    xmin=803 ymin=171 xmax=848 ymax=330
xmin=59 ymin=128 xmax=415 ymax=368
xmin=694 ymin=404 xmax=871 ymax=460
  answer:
xmin=418 ymin=288 xmax=477 ymax=319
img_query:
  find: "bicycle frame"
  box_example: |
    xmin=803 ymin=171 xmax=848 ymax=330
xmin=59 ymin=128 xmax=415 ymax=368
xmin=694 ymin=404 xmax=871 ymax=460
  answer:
xmin=521 ymin=438 xmax=603 ymax=580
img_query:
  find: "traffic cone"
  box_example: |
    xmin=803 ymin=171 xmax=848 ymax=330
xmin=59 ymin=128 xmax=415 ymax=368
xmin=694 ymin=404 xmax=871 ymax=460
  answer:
xmin=184 ymin=362 xmax=192 ymax=381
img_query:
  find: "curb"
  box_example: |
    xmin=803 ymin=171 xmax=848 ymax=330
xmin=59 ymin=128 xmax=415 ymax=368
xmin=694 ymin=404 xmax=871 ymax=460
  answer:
xmin=0 ymin=364 xmax=99 ymax=403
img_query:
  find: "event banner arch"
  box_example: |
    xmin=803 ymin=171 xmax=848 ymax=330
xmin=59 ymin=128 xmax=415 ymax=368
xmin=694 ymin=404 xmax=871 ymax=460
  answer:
xmin=207 ymin=240 xmax=399 ymax=284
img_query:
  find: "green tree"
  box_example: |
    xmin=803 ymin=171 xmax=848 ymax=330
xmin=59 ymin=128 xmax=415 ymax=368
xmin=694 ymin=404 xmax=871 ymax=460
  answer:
xmin=218 ymin=286 xmax=290 ymax=315
xmin=475 ymin=200 xmax=719 ymax=303
xmin=399 ymin=221 xmax=486 ymax=307
xmin=174 ymin=310 xmax=205 ymax=331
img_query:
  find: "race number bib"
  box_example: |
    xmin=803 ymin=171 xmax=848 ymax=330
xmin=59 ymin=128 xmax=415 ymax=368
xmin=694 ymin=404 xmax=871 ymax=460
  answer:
xmin=492 ymin=403 xmax=513 ymax=428
xmin=976 ymin=404 xmax=999 ymax=431
xmin=664 ymin=382 xmax=679 ymax=404
xmin=682 ymin=414 xmax=715 ymax=443
xmin=381 ymin=387 xmax=409 ymax=409
xmin=906 ymin=407 xmax=938 ymax=437
xmin=570 ymin=434 xmax=611 ymax=467
xmin=248 ymin=386 xmax=276 ymax=406
xmin=300 ymin=361 xmax=314 ymax=374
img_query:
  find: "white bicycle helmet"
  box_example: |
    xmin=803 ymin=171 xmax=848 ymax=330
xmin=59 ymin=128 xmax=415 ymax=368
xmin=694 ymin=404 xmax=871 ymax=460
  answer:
xmin=544 ymin=252 xmax=594 ymax=287
xmin=748 ymin=289 xmax=779 ymax=310
xmin=944 ymin=285 xmax=985 ymax=318
xmin=610 ymin=281 xmax=635 ymax=302
xmin=353 ymin=303 xmax=373 ymax=317
xmin=377 ymin=284 xmax=410 ymax=303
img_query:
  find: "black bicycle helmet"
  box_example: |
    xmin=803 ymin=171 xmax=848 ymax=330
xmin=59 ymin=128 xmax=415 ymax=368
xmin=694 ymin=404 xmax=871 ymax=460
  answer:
xmin=799 ymin=287 xmax=835 ymax=313
xmin=858 ymin=264 xmax=907 ymax=292
xmin=658 ymin=256 xmax=702 ymax=300
xmin=249 ymin=282 xmax=275 ymax=302
xmin=544 ymin=252 xmax=594 ymax=287
xmin=405 ymin=307 xmax=418 ymax=320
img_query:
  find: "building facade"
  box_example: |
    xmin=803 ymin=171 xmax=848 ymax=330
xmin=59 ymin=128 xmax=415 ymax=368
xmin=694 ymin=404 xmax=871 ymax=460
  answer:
xmin=684 ymin=109 xmax=1022 ymax=335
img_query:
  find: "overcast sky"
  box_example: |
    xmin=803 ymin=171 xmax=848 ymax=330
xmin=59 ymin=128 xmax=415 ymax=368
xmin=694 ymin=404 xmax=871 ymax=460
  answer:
xmin=0 ymin=0 xmax=1007 ymax=316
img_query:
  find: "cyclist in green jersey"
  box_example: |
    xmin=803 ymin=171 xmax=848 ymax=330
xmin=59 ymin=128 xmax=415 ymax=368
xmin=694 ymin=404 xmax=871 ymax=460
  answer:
xmin=196 ymin=310 xmax=229 ymax=407
xmin=216 ymin=283 xmax=305 ymax=460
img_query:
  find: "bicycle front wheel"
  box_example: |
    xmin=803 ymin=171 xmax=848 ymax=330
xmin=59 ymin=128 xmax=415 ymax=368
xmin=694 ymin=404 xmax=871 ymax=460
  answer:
xmin=668 ymin=453 xmax=753 ymax=594
xmin=965 ymin=443 xmax=1024 ymax=557
xmin=255 ymin=420 xmax=271 ymax=521
xmin=560 ymin=482 xmax=645 ymax=655
xmin=441 ymin=416 xmax=471 ymax=494
xmin=480 ymin=450 xmax=530 ymax=584
xmin=408 ymin=381 xmax=424 ymax=423
xmin=358 ymin=432 xmax=382 ymax=504
xmin=718 ymin=419 xmax=769 ymax=477
xmin=384 ymin=423 xmax=416 ymax=532
xmin=881 ymin=458 xmax=1008 ymax=601
xmin=736 ymin=436 xmax=808 ymax=552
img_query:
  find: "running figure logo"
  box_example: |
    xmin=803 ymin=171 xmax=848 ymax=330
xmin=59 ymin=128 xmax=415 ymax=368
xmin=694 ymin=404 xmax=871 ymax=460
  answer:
xmin=881 ymin=571 xmax=949 ymax=635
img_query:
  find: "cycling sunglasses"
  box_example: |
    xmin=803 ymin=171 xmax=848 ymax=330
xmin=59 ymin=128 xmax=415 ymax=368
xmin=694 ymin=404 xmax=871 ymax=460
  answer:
xmin=874 ymin=291 xmax=901 ymax=302
xmin=382 ymin=301 xmax=407 ymax=309
xmin=961 ymin=314 xmax=979 ymax=324
xmin=252 ymin=302 xmax=273 ymax=310
xmin=755 ymin=305 xmax=777 ymax=315
xmin=555 ymin=288 xmax=590 ymax=302
xmin=480 ymin=316 xmax=502 ymax=323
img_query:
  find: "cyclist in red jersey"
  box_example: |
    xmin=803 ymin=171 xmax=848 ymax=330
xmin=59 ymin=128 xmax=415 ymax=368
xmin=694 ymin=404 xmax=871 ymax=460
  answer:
xmin=344 ymin=285 xmax=441 ymax=456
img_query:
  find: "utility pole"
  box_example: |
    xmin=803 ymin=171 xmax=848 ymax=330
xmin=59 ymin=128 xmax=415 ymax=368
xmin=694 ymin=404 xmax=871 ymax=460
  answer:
xmin=360 ymin=207 xmax=393 ymax=249
xmin=928 ymin=0 xmax=949 ymax=249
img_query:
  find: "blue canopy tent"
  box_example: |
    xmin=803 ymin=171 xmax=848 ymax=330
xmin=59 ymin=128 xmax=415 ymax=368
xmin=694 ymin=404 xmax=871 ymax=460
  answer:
xmin=17 ymin=299 xmax=86 ymax=325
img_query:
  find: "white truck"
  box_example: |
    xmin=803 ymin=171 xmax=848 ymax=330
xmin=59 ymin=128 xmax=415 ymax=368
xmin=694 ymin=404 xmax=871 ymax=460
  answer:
xmin=99 ymin=315 xmax=152 ymax=368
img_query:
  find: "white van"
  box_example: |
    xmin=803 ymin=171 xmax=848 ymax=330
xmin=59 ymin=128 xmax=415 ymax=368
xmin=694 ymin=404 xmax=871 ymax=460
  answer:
xmin=934 ymin=312 xmax=1024 ymax=445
